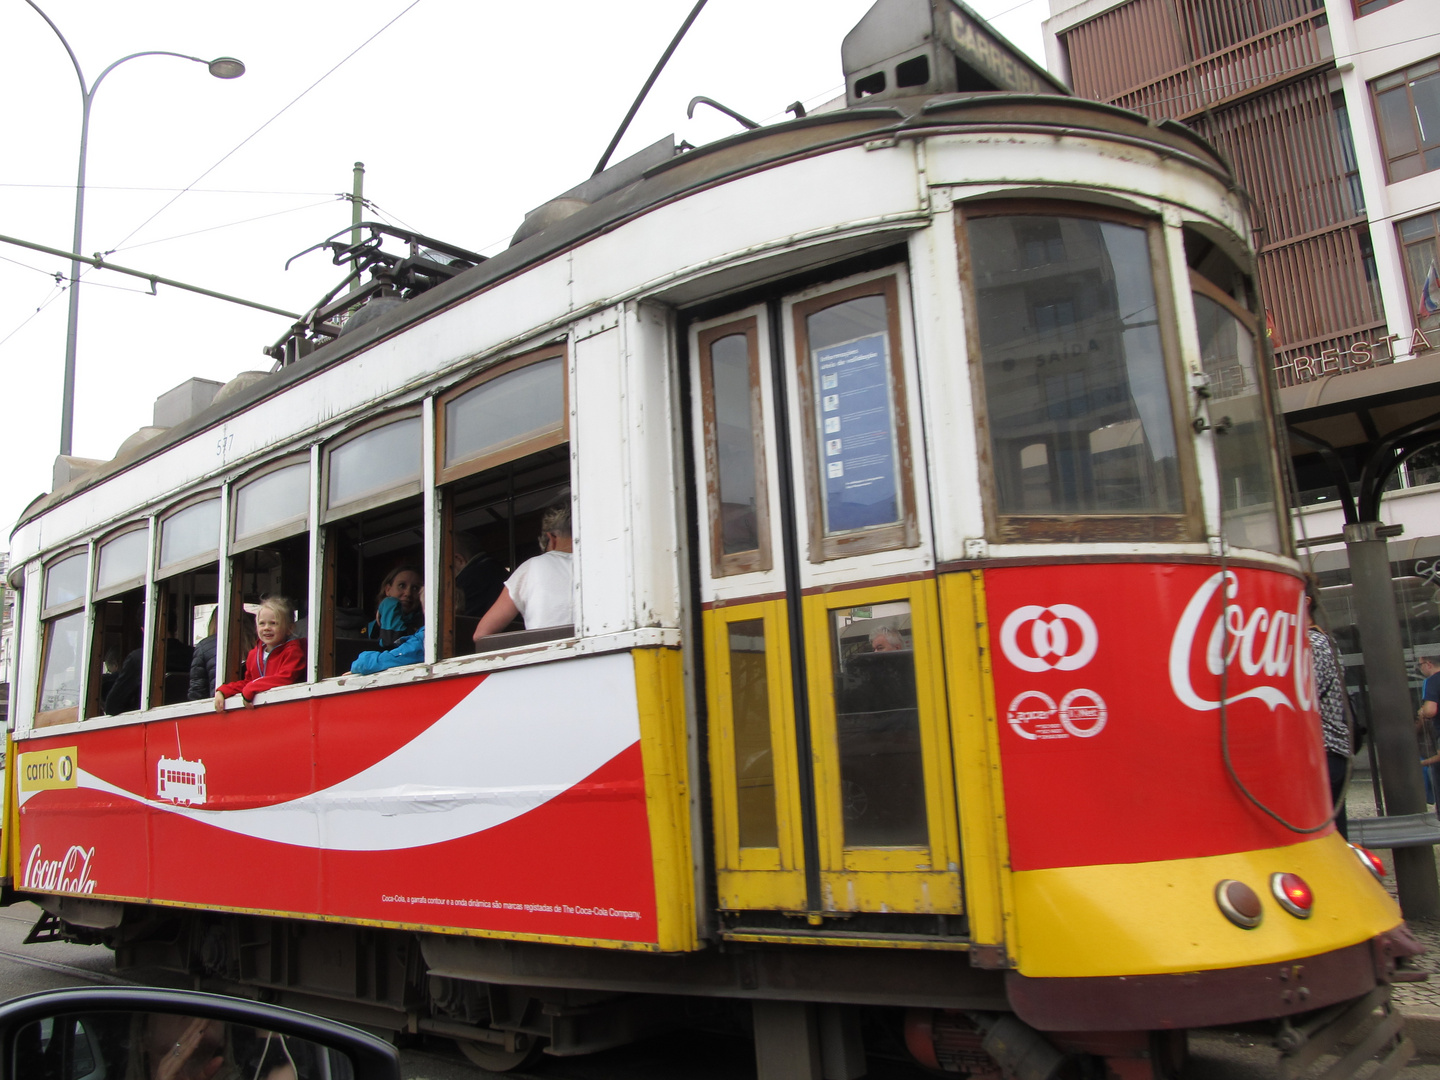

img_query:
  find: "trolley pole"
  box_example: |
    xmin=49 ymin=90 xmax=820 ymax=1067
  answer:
xmin=1346 ymin=522 xmax=1440 ymax=917
xmin=351 ymin=162 xmax=365 ymax=250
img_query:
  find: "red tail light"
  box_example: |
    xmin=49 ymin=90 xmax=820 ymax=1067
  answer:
xmin=1271 ymin=872 xmax=1313 ymax=918
xmin=1351 ymin=844 xmax=1387 ymax=879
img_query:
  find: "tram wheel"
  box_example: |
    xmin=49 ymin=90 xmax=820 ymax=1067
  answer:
xmin=455 ymin=1034 xmax=545 ymax=1073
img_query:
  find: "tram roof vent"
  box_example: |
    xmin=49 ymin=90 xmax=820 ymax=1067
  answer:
xmin=841 ymin=0 xmax=1068 ymax=107
xmin=153 ymin=377 xmax=224 ymax=429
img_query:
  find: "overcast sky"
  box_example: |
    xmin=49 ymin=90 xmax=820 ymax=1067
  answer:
xmin=0 ymin=0 xmax=1049 ymax=548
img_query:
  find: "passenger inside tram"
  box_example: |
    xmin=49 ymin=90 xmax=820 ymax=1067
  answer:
xmin=213 ymin=596 xmax=307 ymax=710
xmin=365 ymin=565 xmax=423 ymax=648
xmin=472 ymin=504 xmax=574 ymax=649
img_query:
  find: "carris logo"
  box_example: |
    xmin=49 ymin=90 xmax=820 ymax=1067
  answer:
xmin=999 ymin=604 xmax=1098 ymax=672
xmin=1168 ymin=571 xmax=1310 ymax=713
xmin=22 ymin=844 xmax=97 ymax=894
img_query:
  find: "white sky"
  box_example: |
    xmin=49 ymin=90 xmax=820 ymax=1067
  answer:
xmin=0 ymin=0 xmax=1049 ymax=548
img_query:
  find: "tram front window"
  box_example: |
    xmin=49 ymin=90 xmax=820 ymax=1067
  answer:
xmin=1193 ymin=289 xmax=1284 ymax=553
xmin=967 ymin=211 xmax=1185 ymax=539
xmin=830 ymin=603 xmax=927 ymax=848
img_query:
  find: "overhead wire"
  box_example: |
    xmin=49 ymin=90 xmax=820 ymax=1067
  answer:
xmin=0 ymin=183 xmax=336 ymax=196
xmin=111 ymin=197 xmax=341 ymax=254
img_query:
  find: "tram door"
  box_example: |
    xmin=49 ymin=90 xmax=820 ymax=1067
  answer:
xmin=690 ymin=270 xmax=962 ymax=919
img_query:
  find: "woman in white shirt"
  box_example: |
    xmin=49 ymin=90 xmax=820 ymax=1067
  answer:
xmin=472 ymin=505 xmax=573 ymax=645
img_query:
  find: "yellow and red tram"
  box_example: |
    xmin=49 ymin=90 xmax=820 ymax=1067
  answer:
xmin=3 ymin=0 xmax=1417 ymax=1074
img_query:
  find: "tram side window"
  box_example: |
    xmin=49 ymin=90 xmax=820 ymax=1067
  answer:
xmin=965 ymin=209 xmax=1190 ymax=542
xmin=89 ymin=528 xmax=149 ymax=717
xmin=228 ymin=461 xmax=310 ymax=688
xmin=437 ymin=348 xmax=570 ymax=658
xmin=36 ymin=551 xmax=87 ymax=728
xmin=698 ymin=317 xmax=771 ymax=576
xmin=793 ymin=275 xmax=915 ymax=560
xmin=1191 ymin=279 xmax=1284 ymax=554
xmin=154 ymin=498 xmax=221 ymax=704
xmin=321 ymin=416 xmax=424 ymax=677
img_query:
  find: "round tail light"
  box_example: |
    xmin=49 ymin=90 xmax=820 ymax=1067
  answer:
xmin=1215 ymin=879 xmax=1263 ymax=928
xmin=1271 ymin=872 xmax=1314 ymax=919
xmin=1351 ymin=843 xmax=1387 ymax=880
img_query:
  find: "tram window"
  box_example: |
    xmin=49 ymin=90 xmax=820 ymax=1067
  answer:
xmin=36 ymin=551 xmax=87 ymax=727
xmin=829 ymin=602 xmax=927 ymax=849
xmin=1192 ymin=282 xmax=1284 ymax=553
xmin=442 ymin=445 xmax=570 ymax=657
xmin=227 ymin=536 xmax=309 ymax=686
xmin=233 ymin=461 xmax=308 ymax=547
xmin=965 ymin=210 xmax=1188 ymax=540
xmin=728 ymin=620 xmax=780 ymax=848
xmin=322 ymin=495 xmax=424 ymax=677
xmin=438 ymin=348 xmax=567 ymax=484
xmin=793 ymin=276 xmax=915 ymax=559
xmin=154 ymin=566 xmax=219 ymax=704
xmin=698 ymin=317 xmax=771 ymax=576
xmin=90 ymin=586 xmax=145 ymax=717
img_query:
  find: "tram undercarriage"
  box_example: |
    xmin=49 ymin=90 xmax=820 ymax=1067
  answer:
xmin=24 ymin=899 xmax=1423 ymax=1079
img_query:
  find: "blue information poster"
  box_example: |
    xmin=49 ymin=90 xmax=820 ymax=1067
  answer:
xmin=814 ymin=332 xmax=899 ymax=533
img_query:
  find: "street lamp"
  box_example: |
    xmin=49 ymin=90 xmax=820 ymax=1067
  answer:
xmin=23 ymin=1 xmax=245 ymax=457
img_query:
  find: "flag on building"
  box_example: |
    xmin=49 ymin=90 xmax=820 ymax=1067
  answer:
xmin=1422 ymin=259 xmax=1440 ymax=317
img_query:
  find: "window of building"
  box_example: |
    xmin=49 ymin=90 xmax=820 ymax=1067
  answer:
xmin=90 ymin=526 xmax=149 ymax=717
xmin=1399 ymin=209 xmax=1440 ymax=336
xmin=963 ymin=207 xmax=1193 ymax=542
xmin=438 ymin=347 xmax=570 ymax=658
xmin=697 ymin=316 xmax=771 ymax=577
xmin=792 ymin=276 xmax=916 ymax=560
xmin=1332 ymin=89 xmax=1366 ymax=216
xmin=36 ymin=551 xmax=87 ymax=727
xmin=154 ymin=497 xmax=221 ymax=706
xmin=228 ymin=460 xmax=310 ymax=688
xmin=1372 ymin=57 xmax=1440 ymax=182
xmin=321 ymin=415 xmax=424 ymax=677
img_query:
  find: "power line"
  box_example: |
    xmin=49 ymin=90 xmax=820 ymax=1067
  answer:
xmin=0 ymin=183 xmax=335 ymax=196
xmin=102 ymin=0 xmax=425 ymax=254
xmin=111 ymin=198 xmax=339 ymax=254
xmin=0 ymin=284 xmax=67 ymax=350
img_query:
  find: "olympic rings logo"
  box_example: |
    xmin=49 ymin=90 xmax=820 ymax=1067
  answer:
xmin=999 ymin=604 xmax=1099 ymax=673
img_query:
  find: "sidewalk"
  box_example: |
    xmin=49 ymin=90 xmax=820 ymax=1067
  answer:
xmin=1345 ymin=764 xmax=1440 ymax=1052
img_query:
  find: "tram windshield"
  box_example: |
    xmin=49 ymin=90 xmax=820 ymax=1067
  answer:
xmin=967 ymin=211 xmax=1185 ymax=539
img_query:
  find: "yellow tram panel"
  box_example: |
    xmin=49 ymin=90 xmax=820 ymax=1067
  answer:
xmin=801 ymin=580 xmax=962 ymax=914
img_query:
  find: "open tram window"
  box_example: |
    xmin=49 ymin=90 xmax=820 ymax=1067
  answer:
xmin=791 ymin=274 xmax=917 ymax=560
xmin=153 ymin=497 xmax=221 ymax=705
xmin=320 ymin=414 xmax=424 ymax=677
xmin=1191 ymin=274 xmax=1285 ymax=554
xmin=962 ymin=205 xmax=1197 ymax=542
xmin=696 ymin=315 xmax=772 ymax=577
xmin=436 ymin=346 xmax=570 ymax=657
xmin=228 ymin=460 xmax=310 ymax=688
xmin=88 ymin=526 xmax=149 ymax=717
xmin=35 ymin=550 xmax=87 ymax=728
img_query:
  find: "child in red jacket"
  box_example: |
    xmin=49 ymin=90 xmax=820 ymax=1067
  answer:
xmin=213 ymin=596 xmax=306 ymax=710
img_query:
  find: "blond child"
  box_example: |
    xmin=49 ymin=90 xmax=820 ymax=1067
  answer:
xmin=213 ymin=597 xmax=307 ymax=711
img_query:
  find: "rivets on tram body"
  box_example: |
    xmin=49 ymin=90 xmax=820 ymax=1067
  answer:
xmin=1270 ymin=873 xmax=1314 ymax=919
xmin=1215 ymin=879 xmax=1263 ymax=929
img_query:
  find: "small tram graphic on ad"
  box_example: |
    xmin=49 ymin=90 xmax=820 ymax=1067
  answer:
xmin=3 ymin=0 xmax=1419 ymax=1075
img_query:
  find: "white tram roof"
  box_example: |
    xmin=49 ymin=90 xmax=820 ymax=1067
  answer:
xmin=12 ymin=0 xmax=1232 ymax=552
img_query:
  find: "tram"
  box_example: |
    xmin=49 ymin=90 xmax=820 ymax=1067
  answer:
xmin=2 ymin=0 xmax=1420 ymax=1075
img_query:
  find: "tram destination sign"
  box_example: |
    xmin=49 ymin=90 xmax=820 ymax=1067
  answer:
xmin=937 ymin=0 xmax=1067 ymax=97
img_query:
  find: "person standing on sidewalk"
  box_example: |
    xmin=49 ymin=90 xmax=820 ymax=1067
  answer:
xmin=1415 ymin=654 xmax=1440 ymax=816
xmin=1307 ymin=593 xmax=1352 ymax=838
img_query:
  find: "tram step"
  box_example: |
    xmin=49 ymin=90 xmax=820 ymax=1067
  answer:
xmin=1347 ymin=814 xmax=1440 ymax=849
xmin=1276 ymin=986 xmax=1414 ymax=1080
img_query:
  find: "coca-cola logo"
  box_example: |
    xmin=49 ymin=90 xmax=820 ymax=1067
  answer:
xmin=999 ymin=604 xmax=1099 ymax=672
xmin=22 ymin=844 xmax=97 ymax=894
xmin=1168 ymin=571 xmax=1310 ymax=713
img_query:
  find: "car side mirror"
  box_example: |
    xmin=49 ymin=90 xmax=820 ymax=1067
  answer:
xmin=0 ymin=986 xmax=400 ymax=1080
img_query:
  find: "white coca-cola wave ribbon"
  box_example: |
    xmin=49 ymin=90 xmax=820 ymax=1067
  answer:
xmin=20 ymin=652 xmax=641 ymax=852
xmin=1168 ymin=571 xmax=1312 ymax=714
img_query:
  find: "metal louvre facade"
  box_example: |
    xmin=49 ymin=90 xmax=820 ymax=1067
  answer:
xmin=1059 ymin=0 xmax=1388 ymax=385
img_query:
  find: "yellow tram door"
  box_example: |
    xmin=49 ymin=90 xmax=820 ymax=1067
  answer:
xmin=690 ymin=272 xmax=962 ymax=921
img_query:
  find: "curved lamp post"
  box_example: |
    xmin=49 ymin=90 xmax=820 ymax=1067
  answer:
xmin=23 ymin=1 xmax=244 ymax=457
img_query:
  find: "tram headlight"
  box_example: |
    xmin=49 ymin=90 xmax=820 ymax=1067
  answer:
xmin=1270 ymin=872 xmax=1313 ymax=919
xmin=1215 ymin=879 xmax=1263 ymax=929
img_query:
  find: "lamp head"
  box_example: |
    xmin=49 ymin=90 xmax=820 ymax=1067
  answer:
xmin=207 ymin=57 xmax=245 ymax=79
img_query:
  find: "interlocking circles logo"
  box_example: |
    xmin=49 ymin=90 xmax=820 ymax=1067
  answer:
xmin=999 ymin=604 xmax=1098 ymax=673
